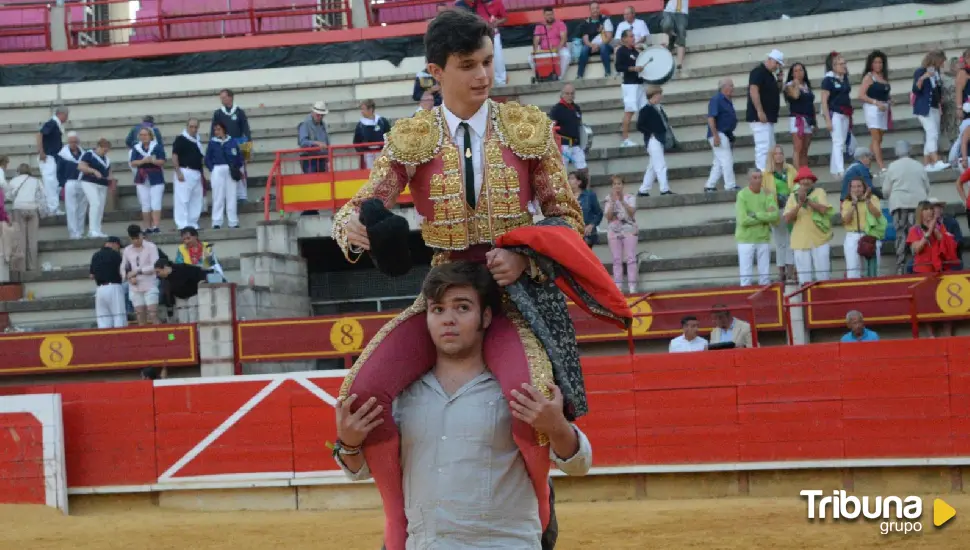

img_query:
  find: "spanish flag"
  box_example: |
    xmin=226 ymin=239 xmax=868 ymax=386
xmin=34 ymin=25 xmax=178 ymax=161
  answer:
xmin=279 ymin=169 xmax=412 ymax=212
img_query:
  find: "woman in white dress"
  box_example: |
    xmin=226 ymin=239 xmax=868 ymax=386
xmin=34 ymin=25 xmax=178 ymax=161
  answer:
xmin=859 ymin=50 xmax=892 ymax=172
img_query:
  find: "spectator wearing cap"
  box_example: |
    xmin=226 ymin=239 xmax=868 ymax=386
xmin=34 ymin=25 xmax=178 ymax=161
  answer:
xmin=211 ymin=89 xmax=252 ymax=203
xmin=77 ymin=138 xmax=114 ymax=239
xmin=121 ymin=224 xmax=160 ymax=326
xmin=882 ymin=140 xmax=931 ymax=274
xmin=3 ymin=163 xmax=49 ymax=272
xmin=155 ymin=257 xmax=212 ymax=323
xmin=746 ymin=50 xmax=785 ymax=171
xmin=413 ymin=69 xmax=443 ymax=106
xmin=710 ymin=305 xmax=753 ymax=348
xmin=125 ymin=115 xmax=164 ymax=150
xmin=298 ymin=102 xmax=331 ymax=174
xmin=669 ymin=315 xmax=708 ymax=353
xmin=576 ymin=1 xmax=614 ymax=79
xmin=36 ymin=106 xmax=69 ymax=216
xmin=205 ymin=122 xmax=243 ymax=230
xmin=90 ymin=236 xmax=126 ymax=328
xmin=930 ymin=197 xmax=963 ymax=269
xmin=841 ymin=310 xmax=879 ymax=342
xmin=955 ymin=167 xmax=970 ymax=230
xmin=821 ymin=51 xmax=856 ymax=177
xmin=129 ymin=126 xmax=167 ymax=234
xmin=353 ymin=99 xmax=391 ymax=170
xmin=842 ymin=176 xmax=885 ymax=278
xmin=172 ymin=118 xmax=205 ymax=230
xmin=57 ymin=131 xmax=87 ymax=239
xmin=840 ymin=147 xmax=879 ymax=201
xmin=549 ymin=84 xmax=587 ymax=175
xmin=783 ymin=166 xmax=834 ymax=284
xmin=704 ymin=77 xmax=738 ymax=192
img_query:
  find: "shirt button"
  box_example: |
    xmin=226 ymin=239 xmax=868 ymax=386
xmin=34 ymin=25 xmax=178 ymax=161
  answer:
xmin=438 ymin=468 xmax=443 ymax=473
xmin=441 ymin=435 xmax=447 ymax=441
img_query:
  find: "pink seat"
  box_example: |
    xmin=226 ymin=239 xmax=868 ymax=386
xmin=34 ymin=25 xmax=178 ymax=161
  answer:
xmin=0 ymin=3 xmax=48 ymax=52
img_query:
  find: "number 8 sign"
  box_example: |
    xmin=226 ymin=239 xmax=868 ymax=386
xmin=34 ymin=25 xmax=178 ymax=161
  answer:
xmin=39 ymin=335 xmax=74 ymax=369
xmin=935 ymin=275 xmax=970 ymax=315
xmin=329 ymin=318 xmax=365 ymax=353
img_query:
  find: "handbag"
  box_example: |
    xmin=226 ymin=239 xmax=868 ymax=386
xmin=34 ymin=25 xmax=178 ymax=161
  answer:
xmin=229 ymin=165 xmax=243 ymax=182
xmin=858 ymin=235 xmax=878 ymax=259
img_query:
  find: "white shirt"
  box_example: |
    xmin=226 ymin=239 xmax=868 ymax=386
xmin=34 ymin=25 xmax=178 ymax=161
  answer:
xmin=442 ymin=101 xmax=489 ymax=202
xmin=588 ymin=17 xmax=614 ymax=46
xmin=669 ymin=334 xmax=708 ymax=353
xmin=664 ymin=0 xmax=689 ymax=14
xmin=614 ymin=19 xmax=649 ymax=45
xmin=4 ymin=174 xmax=46 ymax=212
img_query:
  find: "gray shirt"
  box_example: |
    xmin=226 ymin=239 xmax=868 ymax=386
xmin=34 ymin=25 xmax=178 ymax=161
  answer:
xmin=297 ymin=115 xmax=330 ymax=149
xmin=337 ymin=371 xmax=593 ymax=550
xmin=882 ymin=156 xmax=931 ymax=212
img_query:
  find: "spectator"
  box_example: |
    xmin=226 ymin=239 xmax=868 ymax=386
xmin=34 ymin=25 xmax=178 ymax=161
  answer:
xmin=413 ymin=69 xmax=443 ymax=106
xmin=882 ymin=140 xmax=931 ymax=274
xmin=121 ymin=224 xmax=160 ymax=326
xmin=124 ymin=115 xmax=164 ymax=150
xmin=784 ymin=166 xmax=834 ymax=284
xmin=529 ymin=8 xmax=570 ymax=81
xmin=35 ymin=106 xmax=68 ymax=216
xmin=0 ymin=155 xmax=7 ymax=187
xmin=735 ymin=169 xmax=778 ymax=286
xmin=637 ymin=86 xmax=673 ymax=196
xmin=955 ymin=167 xmax=970 ymax=231
xmin=746 ymin=50 xmax=785 ymax=171
xmin=710 ymin=305 xmax=753 ymax=348
xmin=669 ymin=315 xmax=708 ymax=353
xmin=3 ymin=164 xmax=48 ymax=272
xmin=913 ymin=50 xmax=949 ymax=171
xmin=550 ymin=84 xmax=587 ymax=175
xmin=840 ymin=148 xmax=878 ymax=201
xmin=764 ymin=145 xmax=797 ymax=282
xmin=576 ymin=2 xmax=614 ymax=79
xmin=821 ymin=51 xmax=855 ymax=177
xmin=945 ymin=51 xmax=970 ymax=168
xmin=174 ymin=226 xmax=222 ymax=274
xmin=353 ymin=99 xmax=391 ymax=170
xmin=298 ymin=101 xmax=331 ymax=174
xmin=155 ymin=257 xmax=211 ymax=323
xmin=141 ymin=366 xmax=167 ymax=380
xmin=841 ymin=310 xmax=879 ymax=342
xmin=211 ymin=89 xmax=252 ymax=203
xmin=615 ymin=30 xmax=645 ymax=148
xmin=859 ymin=50 xmax=892 ymax=172
xmin=784 ymin=62 xmax=816 ymax=169
xmin=77 ymin=138 xmax=113 ymax=239
xmin=661 ymin=0 xmax=689 ymax=74
xmin=930 ymin=197 xmax=963 ymax=269
xmin=172 ymin=118 xmax=205 ymax=231
xmin=416 ymin=92 xmax=436 ymax=114
xmin=204 ymin=121 xmax=243 ymax=230
xmin=704 ymin=77 xmax=738 ymax=192
xmin=90 ymin=235 xmax=126 ymax=328
xmin=458 ymin=0 xmax=508 ymax=86
xmin=909 ymin=200 xmax=959 ymax=273
xmin=129 ymin=127 xmax=166 ymax=234
xmin=842 ymin=177 xmax=886 ymax=278
xmin=604 ymin=175 xmax=639 ymax=293
xmin=613 ymin=6 xmax=648 ymax=50
xmin=0 ymin=157 xmax=14 ymax=283
xmin=568 ymin=171 xmax=602 ymax=248
xmin=58 ymin=131 xmax=87 ymax=240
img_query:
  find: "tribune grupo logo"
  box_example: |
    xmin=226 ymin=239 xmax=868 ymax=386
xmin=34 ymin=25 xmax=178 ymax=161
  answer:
xmin=800 ymin=490 xmax=956 ymax=535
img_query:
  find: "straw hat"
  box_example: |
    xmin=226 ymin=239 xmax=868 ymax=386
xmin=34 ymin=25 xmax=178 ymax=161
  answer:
xmin=311 ymin=101 xmax=329 ymax=115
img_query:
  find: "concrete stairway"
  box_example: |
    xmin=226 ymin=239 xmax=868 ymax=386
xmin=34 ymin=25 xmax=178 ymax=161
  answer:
xmin=1 ymin=2 xmax=968 ymax=329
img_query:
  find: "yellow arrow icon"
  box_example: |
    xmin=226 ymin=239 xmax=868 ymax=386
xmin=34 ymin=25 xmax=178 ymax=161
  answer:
xmin=934 ymin=499 xmax=956 ymax=527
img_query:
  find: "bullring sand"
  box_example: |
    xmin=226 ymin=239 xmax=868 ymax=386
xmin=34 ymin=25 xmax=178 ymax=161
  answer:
xmin=2 ymin=495 xmax=968 ymax=549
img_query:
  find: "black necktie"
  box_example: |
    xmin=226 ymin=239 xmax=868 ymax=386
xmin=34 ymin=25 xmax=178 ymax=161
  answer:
xmin=459 ymin=121 xmax=476 ymax=209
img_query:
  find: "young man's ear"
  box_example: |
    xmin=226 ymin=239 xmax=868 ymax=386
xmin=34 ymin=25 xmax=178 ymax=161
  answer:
xmin=427 ymin=63 xmax=444 ymax=82
xmin=481 ymin=305 xmax=493 ymax=331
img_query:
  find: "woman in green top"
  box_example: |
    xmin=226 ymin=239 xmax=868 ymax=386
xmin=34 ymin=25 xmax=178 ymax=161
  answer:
xmin=763 ymin=145 xmax=798 ymax=282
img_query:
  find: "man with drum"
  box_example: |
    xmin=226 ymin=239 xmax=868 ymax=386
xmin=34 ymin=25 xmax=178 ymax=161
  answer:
xmin=549 ymin=84 xmax=588 ymax=177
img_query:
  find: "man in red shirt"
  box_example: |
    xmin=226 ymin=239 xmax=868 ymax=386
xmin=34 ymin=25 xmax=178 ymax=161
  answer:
xmin=457 ymin=0 xmax=508 ymax=86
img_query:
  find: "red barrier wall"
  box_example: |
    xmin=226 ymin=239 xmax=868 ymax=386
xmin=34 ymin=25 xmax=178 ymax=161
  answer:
xmin=3 ymin=337 xmax=970 ymax=493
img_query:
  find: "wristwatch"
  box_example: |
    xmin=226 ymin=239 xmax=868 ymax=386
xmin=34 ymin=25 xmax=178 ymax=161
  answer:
xmin=331 ymin=439 xmax=361 ymax=458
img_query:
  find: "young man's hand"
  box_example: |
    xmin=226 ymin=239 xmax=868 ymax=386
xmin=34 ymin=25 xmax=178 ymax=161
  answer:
xmin=509 ymin=382 xmax=570 ymax=437
xmin=335 ymin=394 xmax=383 ymax=448
xmin=485 ymin=248 xmax=528 ymax=286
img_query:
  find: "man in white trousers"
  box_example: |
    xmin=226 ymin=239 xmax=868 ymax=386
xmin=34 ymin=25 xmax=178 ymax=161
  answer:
xmin=735 ymin=169 xmax=778 ymax=286
xmin=172 ymin=118 xmax=205 ymax=230
xmin=89 ymin=236 xmax=127 ymax=328
xmin=59 ymin=131 xmax=88 ymax=239
xmin=35 ymin=106 xmax=69 ymax=216
xmin=745 ymin=50 xmax=785 ymax=171
xmin=705 ymin=78 xmax=739 ymax=192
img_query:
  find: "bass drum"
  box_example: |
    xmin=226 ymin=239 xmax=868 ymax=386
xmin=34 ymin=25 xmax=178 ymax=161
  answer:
xmin=579 ymin=124 xmax=594 ymax=153
xmin=637 ymin=46 xmax=676 ymax=85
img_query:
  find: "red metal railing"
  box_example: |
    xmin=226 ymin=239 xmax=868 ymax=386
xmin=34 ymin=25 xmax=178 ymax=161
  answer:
xmin=264 ymin=142 xmax=386 ymax=220
xmin=0 ymin=2 xmax=51 ymax=53
xmin=366 ymin=0 xmax=597 ymax=26
xmin=62 ymin=0 xmax=352 ymax=49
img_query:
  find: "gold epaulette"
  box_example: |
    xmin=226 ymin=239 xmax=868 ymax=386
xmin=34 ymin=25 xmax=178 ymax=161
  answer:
xmin=494 ymin=100 xmax=555 ymax=159
xmin=385 ymin=108 xmax=442 ymax=166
